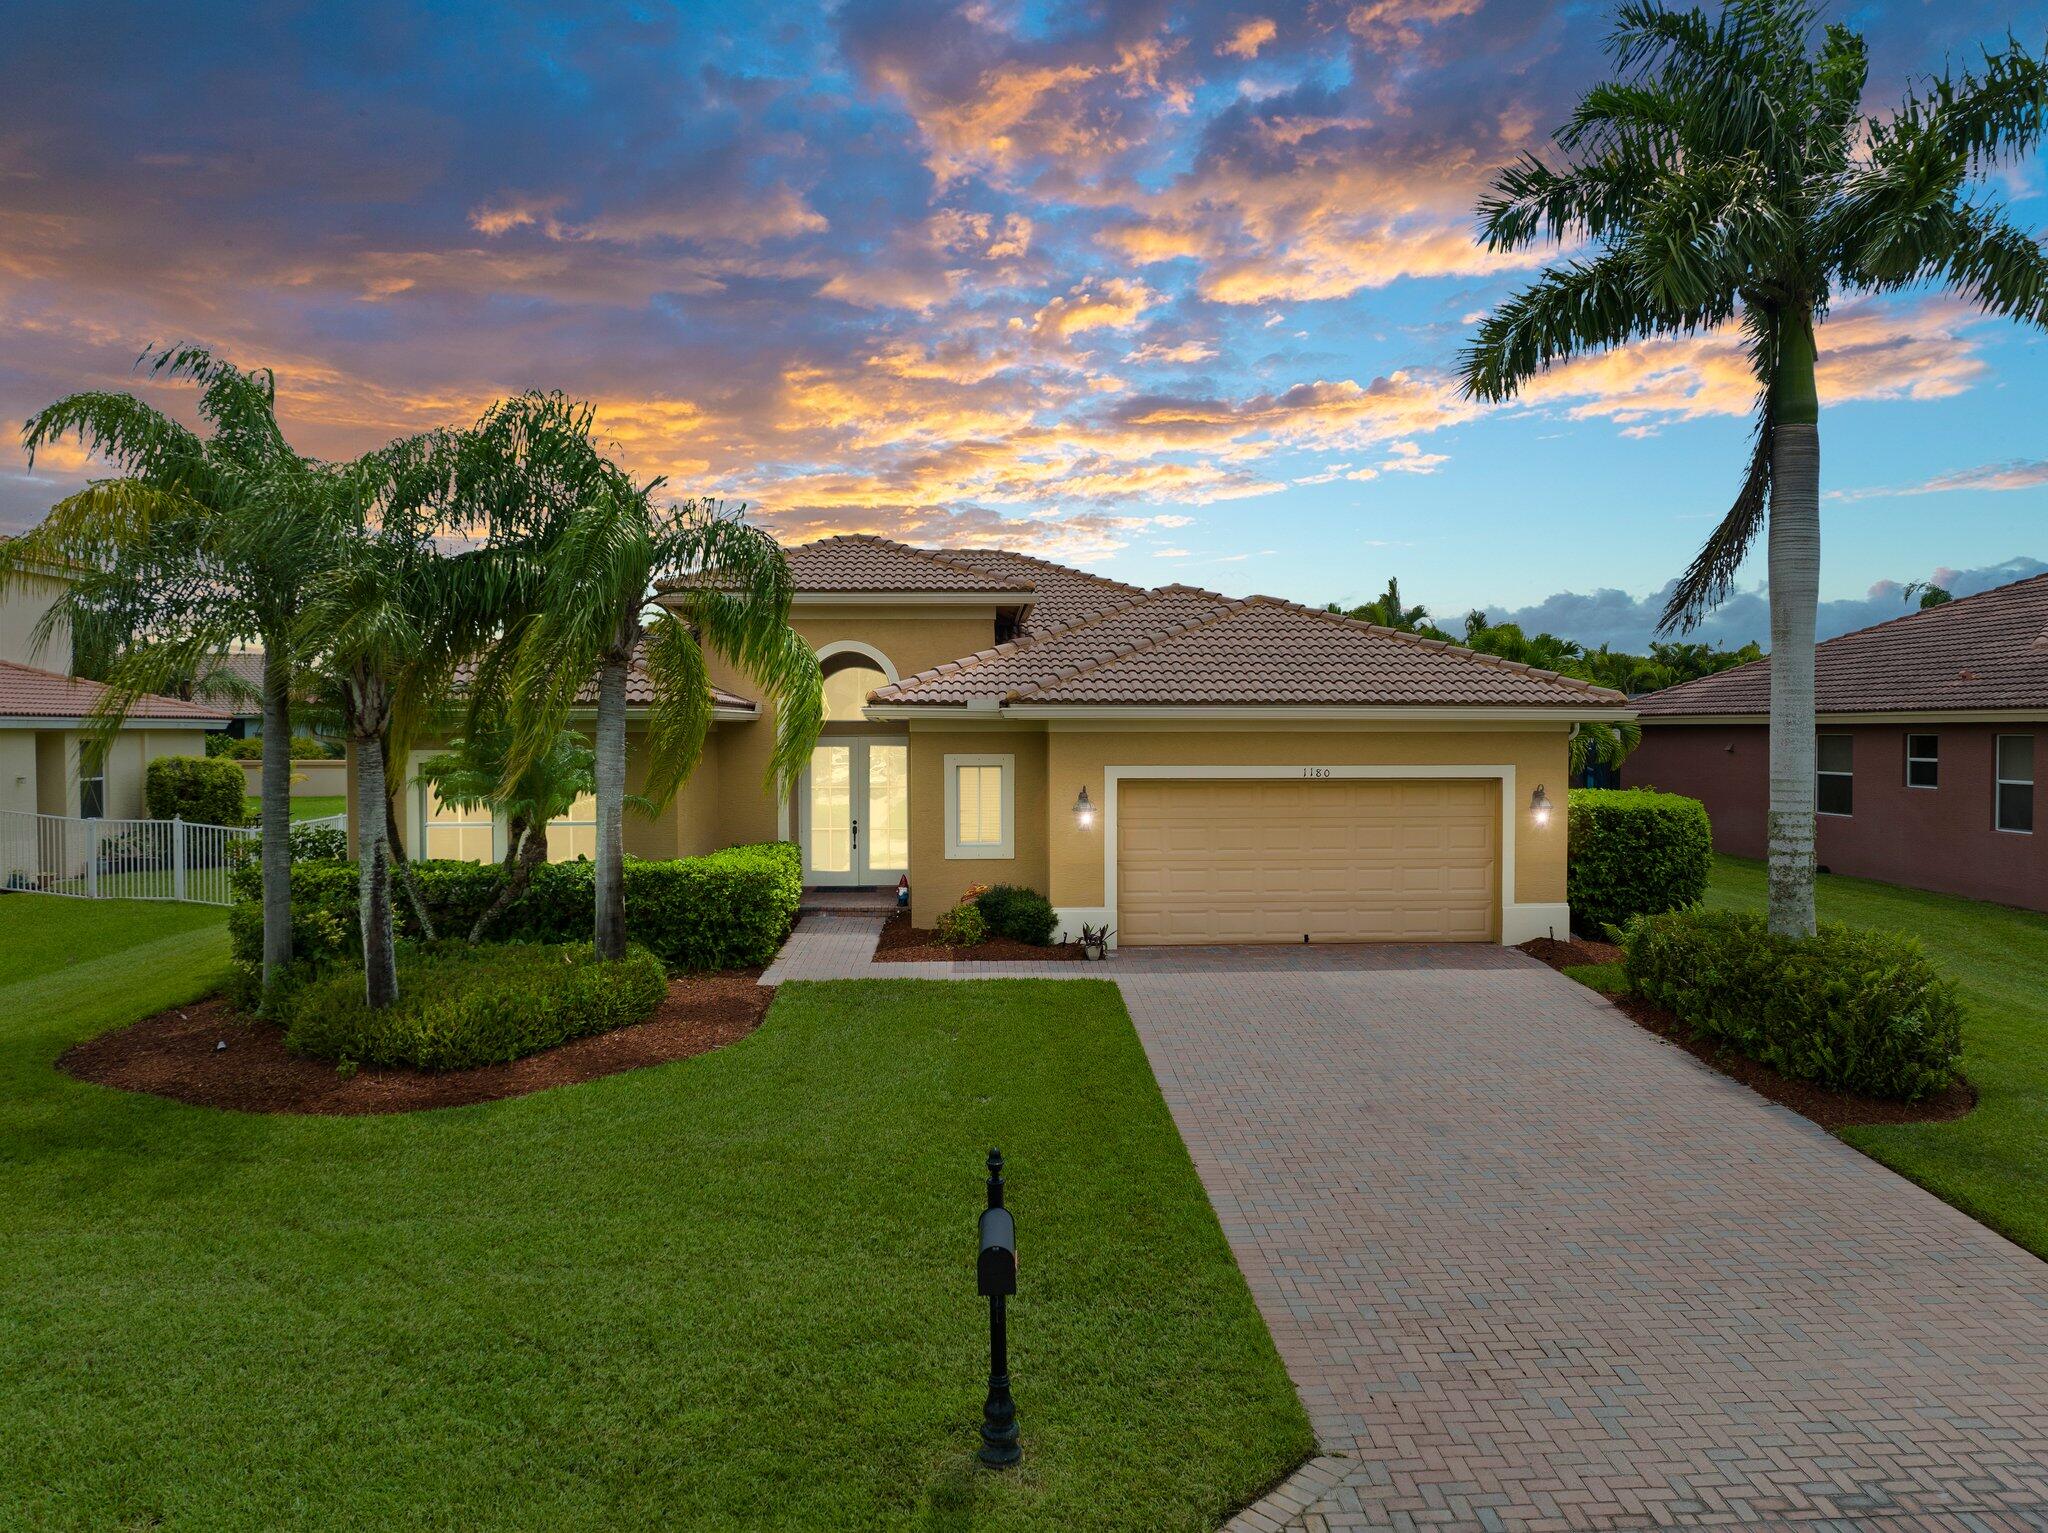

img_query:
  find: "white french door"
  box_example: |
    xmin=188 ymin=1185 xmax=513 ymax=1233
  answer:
xmin=800 ymin=737 xmax=909 ymax=886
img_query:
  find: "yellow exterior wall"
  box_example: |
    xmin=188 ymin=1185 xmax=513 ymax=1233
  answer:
xmin=1041 ymin=725 xmax=1572 ymax=912
xmin=0 ymin=570 xmax=72 ymax=671
xmin=904 ymin=727 xmax=1048 ymax=923
xmin=35 ymin=732 xmax=68 ymax=815
xmin=0 ymin=732 xmax=37 ymax=815
xmin=701 ymin=605 xmax=1006 ymax=850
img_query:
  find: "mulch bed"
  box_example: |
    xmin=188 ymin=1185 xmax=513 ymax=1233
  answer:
xmin=872 ymin=909 xmax=1086 ymax=963
xmin=58 ymin=971 xmax=774 ymax=1116
xmin=1518 ymin=937 xmax=1975 ymax=1131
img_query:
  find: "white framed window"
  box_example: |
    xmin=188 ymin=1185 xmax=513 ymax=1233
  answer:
xmin=1996 ymin=734 xmax=2034 ymax=834
xmin=944 ymin=753 xmax=1014 ymax=859
xmin=1817 ymin=734 xmax=1853 ymax=817
xmin=547 ymin=792 xmax=597 ymax=862
xmin=78 ymin=770 xmax=106 ymax=820
xmin=419 ymin=779 xmax=495 ymax=863
xmin=1905 ymin=733 xmax=1939 ymax=789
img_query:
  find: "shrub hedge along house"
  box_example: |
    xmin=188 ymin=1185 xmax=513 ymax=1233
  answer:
xmin=351 ymin=536 xmax=1633 ymax=947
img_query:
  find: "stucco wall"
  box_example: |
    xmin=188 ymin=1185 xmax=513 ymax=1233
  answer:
xmin=0 ymin=571 xmax=72 ymax=671
xmin=237 ymin=756 xmax=348 ymax=801
xmin=0 ymin=733 xmax=37 ymax=816
xmin=905 ymin=726 xmax=1049 ymax=922
xmin=701 ymin=606 xmax=1006 ymax=851
xmin=1630 ymin=719 xmax=2048 ymax=911
xmin=1041 ymin=724 xmax=1572 ymax=938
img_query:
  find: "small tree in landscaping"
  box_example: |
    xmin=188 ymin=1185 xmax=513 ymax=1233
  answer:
xmin=418 ymin=726 xmax=602 ymax=942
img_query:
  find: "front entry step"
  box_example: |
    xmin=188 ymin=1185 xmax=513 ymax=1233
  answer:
xmin=799 ymin=887 xmax=899 ymax=916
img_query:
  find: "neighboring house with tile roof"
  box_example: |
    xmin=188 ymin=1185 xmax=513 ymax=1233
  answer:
xmin=0 ymin=568 xmax=230 ymax=845
xmin=617 ymin=533 xmax=1628 ymax=945
xmin=1628 ymin=574 xmax=2048 ymax=910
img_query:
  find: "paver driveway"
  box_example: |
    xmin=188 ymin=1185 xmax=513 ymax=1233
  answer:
xmin=764 ymin=920 xmax=2048 ymax=1528
xmin=1114 ymin=946 xmax=2048 ymax=1531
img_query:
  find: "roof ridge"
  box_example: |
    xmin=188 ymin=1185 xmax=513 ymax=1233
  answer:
xmin=872 ymin=585 xmax=1220 ymax=699
xmin=937 ymin=545 xmax=1144 ymax=593
xmin=1003 ymin=595 xmax=1248 ymax=702
xmin=874 ymin=587 xmax=1189 ymax=700
xmin=796 ymin=532 xmax=1034 ymax=592
xmin=1806 ymin=570 xmax=2048 ymax=647
xmin=1252 ymin=594 xmax=1628 ymax=702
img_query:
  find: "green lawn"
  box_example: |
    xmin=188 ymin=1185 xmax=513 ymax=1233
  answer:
xmin=0 ymin=898 xmax=1309 ymax=1531
xmin=1707 ymin=855 xmax=2048 ymax=1259
xmin=244 ymin=793 xmax=347 ymax=821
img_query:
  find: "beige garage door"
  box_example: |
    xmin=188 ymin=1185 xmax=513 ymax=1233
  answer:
xmin=1117 ymin=778 xmax=1499 ymax=945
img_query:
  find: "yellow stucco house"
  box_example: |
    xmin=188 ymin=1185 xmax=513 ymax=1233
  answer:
xmin=405 ymin=535 xmax=1631 ymax=946
xmin=0 ymin=560 xmax=229 ymax=825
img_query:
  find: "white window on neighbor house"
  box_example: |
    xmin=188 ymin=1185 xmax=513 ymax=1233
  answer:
xmin=547 ymin=792 xmax=598 ymax=862
xmin=1905 ymin=733 xmax=1939 ymax=789
xmin=1817 ymin=734 xmax=1854 ymax=817
xmin=1996 ymin=735 xmax=2034 ymax=834
xmin=945 ymin=754 xmax=1013 ymax=859
xmin=78 ymin=768 xmax=105 ymax=820
xmin=420 ymin=781 xmax=495 ymax=863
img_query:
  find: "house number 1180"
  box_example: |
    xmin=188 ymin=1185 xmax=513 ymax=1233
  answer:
xmin=1301 ymin=767 xmax=1333 ymax=778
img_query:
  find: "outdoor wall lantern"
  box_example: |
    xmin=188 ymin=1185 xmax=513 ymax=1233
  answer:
xmin=1530 ymin=784 xmax=1554 ymax=828
xmin=1072 ymin=785 xmax=1095 ymax=830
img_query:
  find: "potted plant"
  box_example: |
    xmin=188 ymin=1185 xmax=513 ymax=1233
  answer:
xmin=1078 ymin=923 xmax=1113 ymax=961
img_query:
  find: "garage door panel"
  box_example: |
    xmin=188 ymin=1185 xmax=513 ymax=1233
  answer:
xmin=1118 ymin=778 xmax=1497 ymax=945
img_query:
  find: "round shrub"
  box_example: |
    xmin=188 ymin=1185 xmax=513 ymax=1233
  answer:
xmin=1622 ymin=909 xmax=1963 ymax=1101
xmin=145 ymin=754 xmax=249 ymax=827
xmin=933 ymin=903 xmax=988 ymax=947
xmin=974 ymin=884 xmax=1057 ymax=945
xmin=280 ymin=941 xmax=668 ymax=1070
xmin=1567 ymin=788 xmax=1711 ymax=933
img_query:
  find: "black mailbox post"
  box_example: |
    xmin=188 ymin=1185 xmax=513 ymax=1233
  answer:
xmin=976 ymin=1149 xmax=1021 ymax=1467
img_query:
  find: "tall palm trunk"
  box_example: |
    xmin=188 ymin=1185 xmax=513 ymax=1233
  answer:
xmin=1766 ymin=316 xmax=1821 ymax=939
xmin=351 ymin=674 xmax=400 ymax=1007
xmin=258 ymin=649 xmax=294 ymax=988
xmin=593 ymin=638 xmax=631 ymax=961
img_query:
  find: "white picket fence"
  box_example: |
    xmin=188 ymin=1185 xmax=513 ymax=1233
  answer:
xmin=0 ymin=810 xmax=346 ymax=907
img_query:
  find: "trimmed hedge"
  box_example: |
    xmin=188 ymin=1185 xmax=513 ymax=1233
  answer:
xmin=280 ymin=941 xmax=667 ymax=1070
xmin=1622 ymin=909 xmax=1964 ymax=1101
xmin=145 ymin=755 xmax=248 ymax=827
xmin=1568 ymin=788 xmax=1711 ymax=932
xmin=229 ymin=840 xmax=800 ymax=974
xmin=974 ymin=884 xmax=1057 ymax=945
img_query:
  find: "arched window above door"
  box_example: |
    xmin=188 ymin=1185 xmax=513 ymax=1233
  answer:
xmin=815 ymin=641 xmax=897 ymax=723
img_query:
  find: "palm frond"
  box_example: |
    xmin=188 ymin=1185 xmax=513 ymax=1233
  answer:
xmin=637 ymin=612 xmax=714 ymax=810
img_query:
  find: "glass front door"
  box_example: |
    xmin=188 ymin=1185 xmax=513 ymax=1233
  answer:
xmin=801 ymin=737 xmax=908 ymax=886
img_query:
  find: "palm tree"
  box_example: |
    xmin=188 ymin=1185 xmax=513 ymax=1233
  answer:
xmin=3 ymin=347 xmax=348 ymax=986
xmin=1330 ymin=576 xmax=1433 ymax=632
xmin=509 ymin=477 xmax=822 ymax=961
xmin=1462 ymin=0 xmax=2048 ymax=935
xmin=418 ymin=725 xmax=602 ymax=942
xmin=300 ymin=433 xmax=508 ymax=1007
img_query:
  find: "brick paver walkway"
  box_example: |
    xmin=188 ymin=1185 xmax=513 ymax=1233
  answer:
xmin=761 ymin=919 xmax=2048 ymax=1529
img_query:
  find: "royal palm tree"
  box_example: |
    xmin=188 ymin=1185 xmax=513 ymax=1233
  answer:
xmin=4 ymin=347 xmax=348 ymax=986
xmin=1462 ymin=0 xmax=2048 ymax=934
xmin=509 ymin=475 xmax=822 ymax=961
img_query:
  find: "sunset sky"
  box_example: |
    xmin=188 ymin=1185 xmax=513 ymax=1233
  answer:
xmin=3 ymin=0 xmax=2046 ymax=650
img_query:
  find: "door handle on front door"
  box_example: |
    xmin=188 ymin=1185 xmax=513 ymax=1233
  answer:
xmin=852 ymin=818 xmax=859 ymax=850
